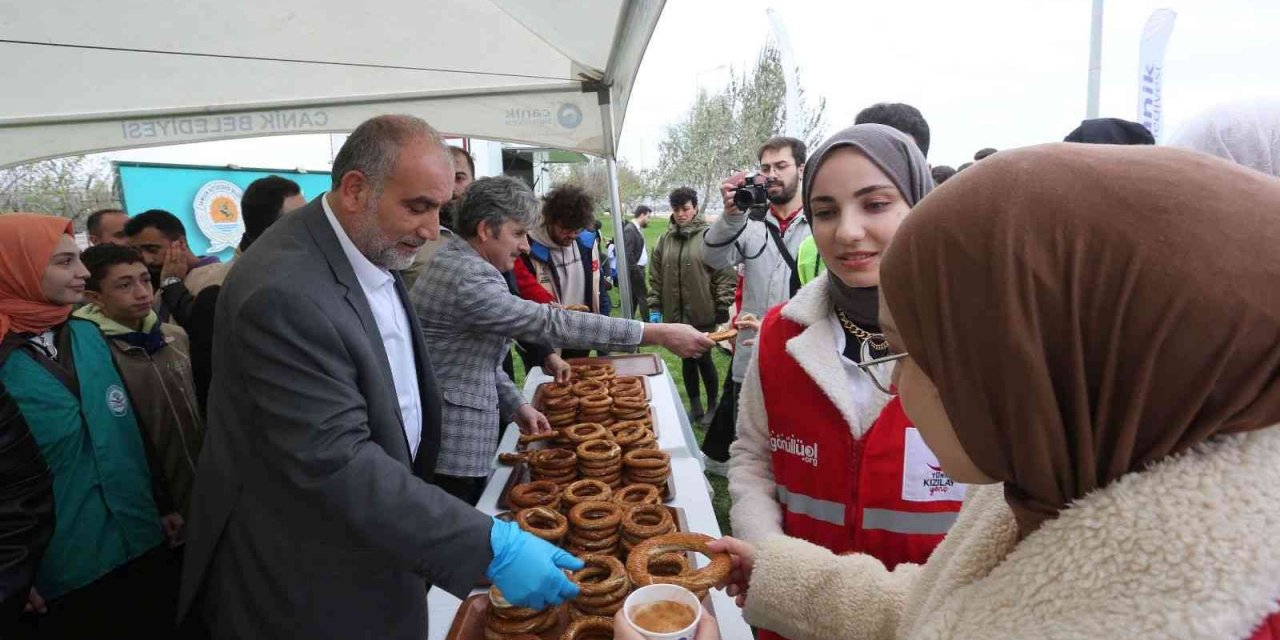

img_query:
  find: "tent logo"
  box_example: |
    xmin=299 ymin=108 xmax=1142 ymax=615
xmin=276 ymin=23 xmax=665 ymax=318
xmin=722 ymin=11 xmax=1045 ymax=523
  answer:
xmin=558 ymin=103 xmax=583 ymax=129
xmin=193 ymin=180 xmax=245 ymax=252
xmin=505 ymin=107 xmax=553 ymax=127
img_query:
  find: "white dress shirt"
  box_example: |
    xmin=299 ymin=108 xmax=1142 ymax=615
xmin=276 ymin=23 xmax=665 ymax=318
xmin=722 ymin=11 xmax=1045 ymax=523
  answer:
xmin=322 ymin=194 xmax=423 ymax=459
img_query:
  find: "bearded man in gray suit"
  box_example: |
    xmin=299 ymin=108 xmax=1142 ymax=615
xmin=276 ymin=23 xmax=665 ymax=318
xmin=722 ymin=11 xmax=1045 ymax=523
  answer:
xmin=178 ymin=115 xmax=581 ymax=639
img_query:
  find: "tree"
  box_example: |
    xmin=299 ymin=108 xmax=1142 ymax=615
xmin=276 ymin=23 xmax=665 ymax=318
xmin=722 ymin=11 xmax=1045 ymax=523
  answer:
xmin=551 ymin=158 xmax=656 ymax=213
xmin=0 ymin=155 xmax=119 ymax=229
xmin=656 ymin=89 xmax=737 ymax=212
xmin=655 ymin=43 xmax=826 ymax=211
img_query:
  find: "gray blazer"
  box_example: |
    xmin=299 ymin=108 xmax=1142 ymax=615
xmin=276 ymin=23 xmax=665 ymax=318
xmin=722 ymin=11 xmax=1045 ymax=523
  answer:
xmin=178 ymin=199 xmax=494 ymax=640
xmin=410 ymin=239 xmax=643 ymax=477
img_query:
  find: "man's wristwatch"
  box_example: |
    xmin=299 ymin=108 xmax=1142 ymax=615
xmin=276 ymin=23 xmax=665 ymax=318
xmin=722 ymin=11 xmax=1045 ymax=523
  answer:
xmin=160 ymin=276 xmax=183 ymax=290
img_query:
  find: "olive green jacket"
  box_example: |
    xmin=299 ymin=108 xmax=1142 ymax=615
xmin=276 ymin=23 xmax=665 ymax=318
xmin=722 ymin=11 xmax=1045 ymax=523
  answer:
xmin=647 ymin=215 xmax=736 ymax=330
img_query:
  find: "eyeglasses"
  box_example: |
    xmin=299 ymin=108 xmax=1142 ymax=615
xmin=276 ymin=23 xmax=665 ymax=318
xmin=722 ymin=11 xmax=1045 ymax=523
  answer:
xmin=856 ymin=342 xmax=908 ymax=396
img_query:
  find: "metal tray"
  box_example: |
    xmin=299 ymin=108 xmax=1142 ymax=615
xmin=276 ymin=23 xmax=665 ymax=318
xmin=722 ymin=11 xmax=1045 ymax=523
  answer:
xmin=567 ymin=353 xmax=663 ymax=376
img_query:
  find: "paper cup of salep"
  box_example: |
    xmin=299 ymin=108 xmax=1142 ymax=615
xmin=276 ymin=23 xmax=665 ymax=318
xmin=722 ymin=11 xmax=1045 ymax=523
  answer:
xmin=623 ymin=583 xmax=703 ymax=640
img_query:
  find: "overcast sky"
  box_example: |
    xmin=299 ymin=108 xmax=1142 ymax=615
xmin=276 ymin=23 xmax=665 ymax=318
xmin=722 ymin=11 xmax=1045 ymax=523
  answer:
xmin=111 ymin=0 xmax=1280 ymax=172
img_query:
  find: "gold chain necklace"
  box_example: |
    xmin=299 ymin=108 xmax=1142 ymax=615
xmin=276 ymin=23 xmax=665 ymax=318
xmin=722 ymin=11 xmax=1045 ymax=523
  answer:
xmin=835 ymin=308 xmax=890 ymax=353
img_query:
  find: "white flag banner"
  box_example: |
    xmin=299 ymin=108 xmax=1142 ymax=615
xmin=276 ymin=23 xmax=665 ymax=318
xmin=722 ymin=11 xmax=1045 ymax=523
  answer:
xmin=1138 ymin=9 xmax=1177 ymax=140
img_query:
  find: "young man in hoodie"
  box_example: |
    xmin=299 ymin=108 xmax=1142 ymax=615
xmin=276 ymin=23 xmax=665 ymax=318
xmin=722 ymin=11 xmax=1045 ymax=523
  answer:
xmin=74 ymin=244 xmax=203 ymax=540
xmin=519 ymin=184 xmax=601 ymax=310
xmin=649 ymin=187 xmax=735 ymax=425
xmin=517 ymin=184 xmax=604 ymax=359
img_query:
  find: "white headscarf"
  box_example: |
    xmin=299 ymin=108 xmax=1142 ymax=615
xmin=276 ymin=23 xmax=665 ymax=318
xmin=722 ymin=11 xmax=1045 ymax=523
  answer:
xmin=1168 ymin=98 xmax=1280 ymax=177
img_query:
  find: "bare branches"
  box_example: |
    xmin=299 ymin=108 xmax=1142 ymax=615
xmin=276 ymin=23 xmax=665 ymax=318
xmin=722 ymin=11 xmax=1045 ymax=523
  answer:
xmin=654 ymin=44 xmax=827 ymax=211
xmin=0 ymin=155 xmax=119 ymax=228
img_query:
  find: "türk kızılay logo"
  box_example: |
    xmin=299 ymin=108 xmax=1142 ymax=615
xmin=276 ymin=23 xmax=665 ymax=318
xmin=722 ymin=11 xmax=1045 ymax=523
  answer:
xmin=193 ymin=180 xmax=245 ymax=252
xmin=901 ymin=427 xmax=966 ymax=502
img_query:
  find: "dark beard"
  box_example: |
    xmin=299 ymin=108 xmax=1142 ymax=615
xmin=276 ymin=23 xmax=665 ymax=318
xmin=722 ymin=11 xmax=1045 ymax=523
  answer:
xmin=440 ymin=200 xmax=458 ymax=232
xmin=768 ymin=180 xmax=797 ymax=205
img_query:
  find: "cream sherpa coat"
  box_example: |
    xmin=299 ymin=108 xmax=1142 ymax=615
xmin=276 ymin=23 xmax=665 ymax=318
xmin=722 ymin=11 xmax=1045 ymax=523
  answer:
xmin=743 ymin=425 xmax=1280 ymax=639
xmin=727 ymin=275 xmax=893 ymax=544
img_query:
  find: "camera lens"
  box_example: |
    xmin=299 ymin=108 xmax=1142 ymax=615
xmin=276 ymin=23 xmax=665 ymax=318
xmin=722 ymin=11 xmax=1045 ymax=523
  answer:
xmin=732 ymin=188 xmax=756 ymax=211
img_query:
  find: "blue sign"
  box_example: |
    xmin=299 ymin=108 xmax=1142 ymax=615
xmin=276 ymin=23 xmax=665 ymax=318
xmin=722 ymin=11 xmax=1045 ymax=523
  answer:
xmin=115 ymin=162 xmax=331 ymax=261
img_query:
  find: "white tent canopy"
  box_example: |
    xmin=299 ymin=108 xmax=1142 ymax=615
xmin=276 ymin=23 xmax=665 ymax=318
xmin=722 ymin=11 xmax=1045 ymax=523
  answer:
xmin=0 ymin=0 xmax=662 ymax=168
xmin=1 ymin=0 xmax=662 ymax=315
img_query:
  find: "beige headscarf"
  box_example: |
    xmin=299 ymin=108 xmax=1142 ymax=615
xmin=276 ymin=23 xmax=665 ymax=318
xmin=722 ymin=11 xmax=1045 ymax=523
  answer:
xmin=882 ymin=143 xmax=1280 ymax=539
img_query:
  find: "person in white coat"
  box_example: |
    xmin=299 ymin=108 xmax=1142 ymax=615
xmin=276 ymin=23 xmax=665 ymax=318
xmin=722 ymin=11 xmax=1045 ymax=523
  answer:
xmin=702 ymin=143 xmax=1280 ymax=639
xmin=1168 ymin=97 xmax=1280 ymax=177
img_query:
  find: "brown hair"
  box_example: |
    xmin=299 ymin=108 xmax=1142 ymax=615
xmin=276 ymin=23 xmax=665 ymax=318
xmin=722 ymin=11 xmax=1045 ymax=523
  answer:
xmin=541 ymin=184 xmax=596 ymax=231
xmin=757 ymin=136 xmax=807 ymax=165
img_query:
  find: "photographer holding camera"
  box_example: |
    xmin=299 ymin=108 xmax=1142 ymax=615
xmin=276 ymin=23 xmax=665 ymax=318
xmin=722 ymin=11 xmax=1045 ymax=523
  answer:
xmin=700 ymin=137 xmax=810 ymax=467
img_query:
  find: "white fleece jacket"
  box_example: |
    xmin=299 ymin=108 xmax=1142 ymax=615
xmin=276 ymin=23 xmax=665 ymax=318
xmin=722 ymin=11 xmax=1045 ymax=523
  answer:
xmin=743 ymin=424 xmax=1280 ymax=640
xmin=726 ymin=276 xmax=892 ymax=544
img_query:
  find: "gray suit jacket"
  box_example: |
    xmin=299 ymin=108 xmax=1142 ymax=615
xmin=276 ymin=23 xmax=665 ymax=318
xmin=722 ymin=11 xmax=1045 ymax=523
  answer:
xmin=410 ymin=239 xmax=643 ymax=477
xmin=178 ymin=198 xmax=494 ymax=640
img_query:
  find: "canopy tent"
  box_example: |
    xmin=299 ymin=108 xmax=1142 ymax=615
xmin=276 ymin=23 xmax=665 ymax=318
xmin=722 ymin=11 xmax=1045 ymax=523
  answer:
xmin=0 ymin=0 xmax=664 ymax=314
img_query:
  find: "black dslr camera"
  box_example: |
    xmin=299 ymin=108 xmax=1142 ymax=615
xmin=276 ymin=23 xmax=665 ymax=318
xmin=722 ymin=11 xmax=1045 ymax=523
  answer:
xmin=732 ymin=173 xmax=774 ymax=220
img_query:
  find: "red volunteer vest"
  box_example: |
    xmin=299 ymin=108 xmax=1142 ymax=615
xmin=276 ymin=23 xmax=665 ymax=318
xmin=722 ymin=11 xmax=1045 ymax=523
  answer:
xmin=756 ymin=307 xmax=964 ymax=640
xmin=1252 ymin=612 xmax=1280 ymax=640
xmin=756 ymin=306 xmax=963 ymax=559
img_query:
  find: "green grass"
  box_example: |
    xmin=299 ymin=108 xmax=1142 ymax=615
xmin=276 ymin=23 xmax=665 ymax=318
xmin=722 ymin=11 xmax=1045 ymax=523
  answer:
xmin=510 ymin=213 xmax=735 ymax=536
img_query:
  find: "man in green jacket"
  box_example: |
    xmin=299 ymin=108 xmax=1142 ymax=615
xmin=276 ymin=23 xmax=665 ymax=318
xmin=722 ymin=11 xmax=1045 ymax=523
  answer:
xmin=649 ymin=187 xmax=736 ymax=425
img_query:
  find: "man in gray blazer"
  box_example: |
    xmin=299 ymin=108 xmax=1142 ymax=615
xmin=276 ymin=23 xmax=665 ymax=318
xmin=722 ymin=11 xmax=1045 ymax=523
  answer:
xmin=178 ymin=115 xmax=581 ymax=639
xmin=413 ymin=177 xmax=713 ymax=502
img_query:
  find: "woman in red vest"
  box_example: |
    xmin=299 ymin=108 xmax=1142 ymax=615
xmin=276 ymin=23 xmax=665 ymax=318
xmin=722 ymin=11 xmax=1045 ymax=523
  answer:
xmin=725 ymin=124 xmax=964 ymax=634
xmin=700 ymin=144 xmax=1280 ymax=639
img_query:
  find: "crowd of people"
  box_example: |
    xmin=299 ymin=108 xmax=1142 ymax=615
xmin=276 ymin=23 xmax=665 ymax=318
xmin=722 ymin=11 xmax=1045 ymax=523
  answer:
xmin=0 ymin=95 xmax=1278 ymax=639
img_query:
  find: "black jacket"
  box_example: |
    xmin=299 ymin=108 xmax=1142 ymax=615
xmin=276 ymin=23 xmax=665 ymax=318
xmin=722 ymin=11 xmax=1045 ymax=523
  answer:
xmin=160 ymin=281 xmax=218 ymax=416
xmin=623 ymin=221 xmax=645 ymax=269
xmin=0 ymin=355 xmax=57 ymax=628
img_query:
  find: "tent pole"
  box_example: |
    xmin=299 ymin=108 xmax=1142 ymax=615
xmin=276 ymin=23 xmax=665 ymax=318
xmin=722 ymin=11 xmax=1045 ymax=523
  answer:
xmin=605 ymin=157 xmax=631 ymax=319
xmin=1086 ymin=0 xmax=1104 ymax=118
xmin=599 ymin=90 xmax=634 ymax=320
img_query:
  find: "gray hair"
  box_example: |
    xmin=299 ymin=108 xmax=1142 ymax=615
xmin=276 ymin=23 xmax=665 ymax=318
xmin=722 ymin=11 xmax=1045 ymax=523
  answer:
xmin=330 ymin=114 xmax=453 ymax=197
xmin=454 ymin=176 xmax=539 ymax=239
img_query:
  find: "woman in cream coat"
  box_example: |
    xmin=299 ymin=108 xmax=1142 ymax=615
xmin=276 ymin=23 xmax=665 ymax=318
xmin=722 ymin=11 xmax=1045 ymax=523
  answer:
xmin=703 ymin=143 xmax=1280 ymax=640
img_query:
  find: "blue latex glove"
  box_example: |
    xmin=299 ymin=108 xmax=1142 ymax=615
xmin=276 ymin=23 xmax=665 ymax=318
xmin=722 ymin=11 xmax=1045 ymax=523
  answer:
xmin=649 ymin=311 xmax=663 ymax=323
xmin=486 ymin=518 xmax=582 ymax=609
